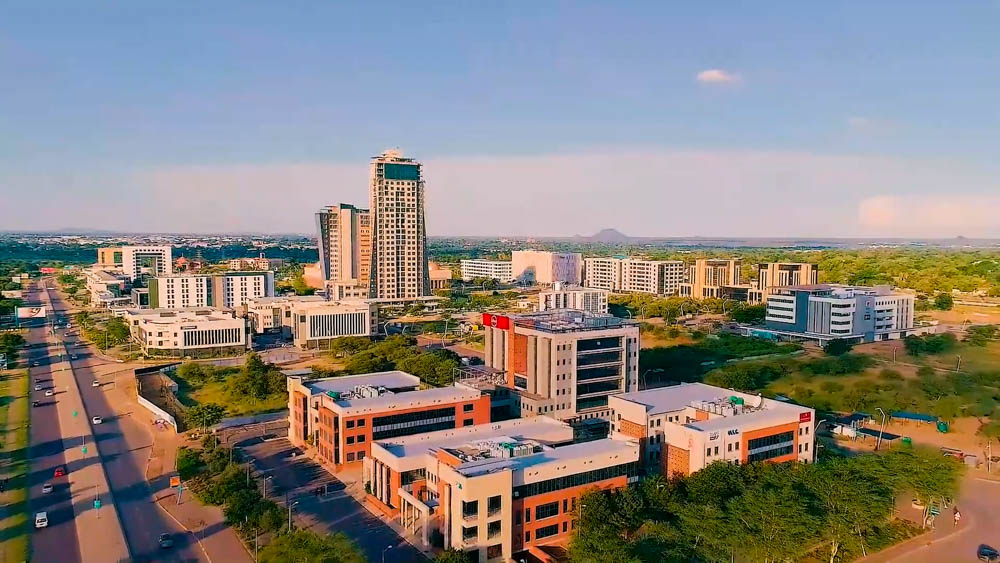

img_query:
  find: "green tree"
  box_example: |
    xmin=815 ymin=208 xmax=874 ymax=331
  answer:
xmin=106 ymin=317 xmax=130 ymax=344
xmin=436 ymin=548 xmax=473 ymax=563
xmin=934 ymin=293 xmax=954 ymax=310
xmin=823 ymin=338 xmax=854 ymax=356
xmin=805 ymin=460 xmax=893 ymax=563
xmin=186 ymin=402 xmax=226 ymax=430
xmin=729 ymin=303 xmax=766 ymax=324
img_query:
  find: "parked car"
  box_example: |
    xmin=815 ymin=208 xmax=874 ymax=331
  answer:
xmin=91 ymin=380 xmax=100 ymax=387
xmin=92 ymin=416 xmax=103 ymax=425
xmin=34 ymin=384 xmax=42 ymax=391
xmin=41 ymin=483 xmax=53 ymax=494
xmin=44 ymin=390 xmax=53 ymax=397
xmin=34 ymin=512 xmax=48 ymax=529
xmin=158 ymin=533 xmax=174 ymax=549
xmin=32 ymin=401 xmax=40 ymax=407
xmin=53 ymin=466 xmax=65 ymax=478
xmin=979 ymin=545 xmax=999 ymax=562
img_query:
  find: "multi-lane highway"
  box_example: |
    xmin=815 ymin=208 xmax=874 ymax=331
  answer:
xmin=25 ymin=280 xmax=203 ymax=562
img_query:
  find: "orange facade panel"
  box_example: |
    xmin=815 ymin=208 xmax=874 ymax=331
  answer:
xmin=618 ymin=419 xmax=647 ymax=439
xmin=513 ymin=476 xmax=628 ymax=552
xmin=510 ymin=331 xmax=529 ymax=377
xmin=741 ymin=421 xmax=800 ymax=464
xmin=665 ymin=444 xmax=690 ymax=477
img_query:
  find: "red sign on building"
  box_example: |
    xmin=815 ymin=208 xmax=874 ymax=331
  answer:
xmin=799 ymin=412 xmax=812 ymax=423
xmin=482 ymin=313 xmax=511 ymax=330
xmin=39 ymin=267 xmax=57 ymax=274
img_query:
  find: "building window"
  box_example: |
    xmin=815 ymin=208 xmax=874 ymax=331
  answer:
xmin=487 ymin=520 xmax=501 ymax=539
xmin=346 ymin=453 xmax=355 ymax=462
xmin=535 ymin=501 xmax=559 ymax=520
xmin=488 ymin=495 xmax=502 ymax=517
xmin=525 ymin=508 xmax=530 ymax=522
xmin=357 ymin=419 xmax=366 ymax=427
xmin=536 ymin=524 xmax=559 ymax=539
xmin=463 ymin=418 xmax=474 ymax=427
xmin=346 ymin=436 xmax=355 ymax=445
xmin=462 ymin=526 xmax=478 ymax=542
xmin=462 ymin=500 xmax=478 ymax=519
xmin=463 ymin=403 xmax=474 ymax=412
xmin=525 ymin=531 xmax=531 ymax=542
xmin=357 ymin=435 xmax=366 ymax=443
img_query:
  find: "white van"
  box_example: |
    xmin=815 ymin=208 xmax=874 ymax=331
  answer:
xmin=34 ymin=512 xmax=48 ymax=528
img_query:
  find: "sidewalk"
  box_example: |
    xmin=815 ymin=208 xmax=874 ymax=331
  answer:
xmin=145 ymin=419 xmax=253 ymax=563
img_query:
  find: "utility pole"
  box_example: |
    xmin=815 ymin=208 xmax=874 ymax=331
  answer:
xmin=875 ymin=408 xmax=887 ymax=451
xmin=956 ymin=355 xmax=962 ymax=372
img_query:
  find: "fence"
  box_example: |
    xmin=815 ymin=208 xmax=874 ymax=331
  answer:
xmin=136 ymin=394 xmax=179 ymax=432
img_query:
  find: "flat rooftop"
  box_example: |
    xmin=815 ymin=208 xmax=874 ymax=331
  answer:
xmin=456 ymin=438 xmax=638 ymax=478
xmin=377 ymin=417 xmax=573 ymax=460
xmin=123 ymin=307 xmax=236 ymax=322
xmin=300 ymin=371 xmax=419 ymax=396
xmin=513 ymin=309 xmax=636 ymax=333
xmin=329 ymin=385 xmax=483 ymax=414
xmin=615 ymin=382 xmax=810 ymax=432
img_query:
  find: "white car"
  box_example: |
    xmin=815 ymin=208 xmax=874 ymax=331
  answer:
xmin=91 ymin=380 xmax=100 ymax=387
xmin=41 ymin=483 xmax=53 ymax=494
xmin=34 ymin=384 xmax=42 ymax=391
xmin=34 ymin=512 xmax=48 ymax=528
xmin=44 ymin=390 xmax=53 ymax=397
xmin=92 ymin=416 xmax=103 ymax=425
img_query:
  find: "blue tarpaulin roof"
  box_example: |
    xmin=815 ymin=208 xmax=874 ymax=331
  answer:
xmin=891 ymin=411 xmax=938 ymax=422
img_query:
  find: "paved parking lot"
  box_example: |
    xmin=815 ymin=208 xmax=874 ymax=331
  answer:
xmin=238 ymin=437 xmax=428 ymax=562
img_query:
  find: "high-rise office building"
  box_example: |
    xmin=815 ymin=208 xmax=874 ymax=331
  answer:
xmin=583 ymin=257 xmax=685 ymax=296
xmin=679 ymin=258 xmax=750 ymax=300
xmin=316 ymin=204 xmax=372 ymax=293
xmin=749 ymin=262 xmax=819 ymax=303
xmin=369 ymin=150 xmax=429 ymax=300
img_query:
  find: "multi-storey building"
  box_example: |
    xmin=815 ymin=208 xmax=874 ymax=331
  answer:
xmin=365 ymin=417 xmax=639 ymax=563
xmin=287 ymin=298 xmax=376 ymax=349
xmin=122 ymin=307 xmax=248 ymax=357
xmin=679 ymin=258 xmax=750 ymax=300
xmin=460 ymin=260 xmax=515 ymax=283
xmin=749 ymin=262 xmax=818 ymax=304
xmin=584 ymin=257 xmax=685 ymax=296
xmin=228 ymin=253 xmax=285 ymax=271
xmin=287 ymin=371 xmax=490 ymax=471
xmin=369 ymin=150 xmax=429 ymax=300
xmin=482 ymin=310 xmax=640 ymax=423
xmin=84 ymin=268 xmax=132 ymax=309
xmin=242 ymin=294 xmax=327 ymax=334
xmin=511 ymin=251 xmax=582 ymax=285
xmin=147 ymin=272 xmax=274 ymax=309
xmin=537 ymin=283 xmax=609 ymax=315
xmin=582 ymin=256 xmax=622 ymax=292
xmin=609 ymin=382 xmax=815 ymax=477
xmin=119 ymin=246 xmax=172 ymax=281
xmin=759 ymin=284 xmax=916 ymax=343
xmin=96 ymin=247 xmax=122 ymax=269
xmin=316 ymin=203 xmax=372 ymax=299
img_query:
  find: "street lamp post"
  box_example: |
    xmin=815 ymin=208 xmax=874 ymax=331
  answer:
xmin=640 ymin=368 xmax=664 ymax=391
xmin=287 ymin=500 xmax=299 ymax=530
xmin=874 ymin=408 xmax=888 ymax=451
xmin=262 ymin=475 xmax=273 ymax=498
xmin=382 ymin=545 xmax=393 ymax=563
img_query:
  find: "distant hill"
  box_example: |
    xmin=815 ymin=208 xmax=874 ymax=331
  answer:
xmin=574 ymin=228 xmax=632 ymax=243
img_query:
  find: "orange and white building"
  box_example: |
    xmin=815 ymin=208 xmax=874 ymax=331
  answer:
xmin=287 ymin=371 xmax=490 ymax=471
xmin=609 ymin=383 xmax=815 ymax=477
xmin=365 ymin=417 xmax=639 ymax=563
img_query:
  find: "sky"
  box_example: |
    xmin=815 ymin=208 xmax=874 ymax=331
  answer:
xmin=1 ymin=2 xmax=999 ymax=237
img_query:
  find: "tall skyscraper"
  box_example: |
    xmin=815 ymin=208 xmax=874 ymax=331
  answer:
xmin=369 ymin=149 xmax=429 ymax=299
xmin=315 ymin=204 xmax=372 ymax=291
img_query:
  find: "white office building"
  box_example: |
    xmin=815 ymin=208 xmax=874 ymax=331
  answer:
xmin=288 ymin=299 xmax=377 ymax=349
xmin=122 ymin=307 xmax=248 ymax=357
xmin=511 ymin=250 xmax=582 ymax=285
xmin=584 ymin=257 xmax=686 ymax=296
xmin=148 ymin=272 xmax=274 ymax=309
xmin=120 ymin=246 xmax=172 ymax=281
xmin=538 ymin=283 xmax=609 ymax=314
xmin=460 ymin=259 xmax=514 ymax=282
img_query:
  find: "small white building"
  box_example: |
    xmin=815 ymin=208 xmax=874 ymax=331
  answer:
xmin=288 ymin=299 xmax=377 ymax=349
xmin=460 ymin=259 xmax=514 ymax=283
xmin=122 ymin=307 xmax=248 ymax=358
xmin=537 ymin=283 xmax=609 ymax=314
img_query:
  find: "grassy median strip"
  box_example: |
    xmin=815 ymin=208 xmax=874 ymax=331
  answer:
xmin=0 ymin=368 xmax=30 ymax=563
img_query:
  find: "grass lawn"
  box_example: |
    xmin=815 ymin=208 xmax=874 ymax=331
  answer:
xmin=176 ymin=378 xmax=287 ymax=418
xmin=0 ymin=369 xmax=30 ymax=563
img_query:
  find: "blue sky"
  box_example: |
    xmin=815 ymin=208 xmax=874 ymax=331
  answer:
xmin=2 ymin=2 xmax=999 ymax=236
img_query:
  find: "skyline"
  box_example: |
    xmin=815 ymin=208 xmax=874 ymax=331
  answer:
xmin=2 ymin=2 xmax=999 ymax=236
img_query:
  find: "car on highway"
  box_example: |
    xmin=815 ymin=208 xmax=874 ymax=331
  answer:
xmin=41 ymin=483 xmax=53 ymax=494
xmin=32 ymin=361 xmax=39 ymax=366
xmin=34 ymin=384 xmax=42 ymax=391
xmin=34 ymin=512 xmax=48 ymax=529
xmin=53 ymin=466 xmax=65 ymax=478
xmin=158 ymin=533 xmax=174 ymax=549
xmin=92 ymin=416 xmax=103 ymax=425
xmin=32 ymin=401 xmax=40 ymax=407
xmin=70 ymin=355 xmax=77 ymax=360
xmin=980 ymin=545 xmax=1000 ymax=562
xmin=44 ymin=390 xmax=53 ymax=397
xmin=92 ymin=380 xmax=100 ymax=387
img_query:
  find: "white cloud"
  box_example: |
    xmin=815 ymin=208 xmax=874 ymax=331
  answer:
xmin=847 ymin=116 xmax=871 ymax=129
xmin=696 ymin=69 xmax=741 ymax=85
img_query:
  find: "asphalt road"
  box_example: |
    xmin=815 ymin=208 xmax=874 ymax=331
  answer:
xmin=240 ymin=437 xmax=429 ymax=563
xmin=25 ymin=283 xmax=82 ymax=563
xmin=43 ymin=286 xmax=202 ymax=562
